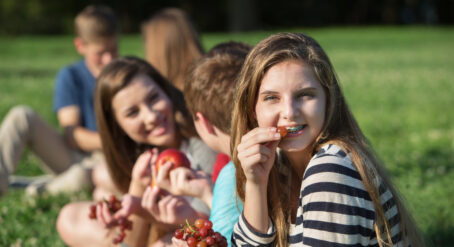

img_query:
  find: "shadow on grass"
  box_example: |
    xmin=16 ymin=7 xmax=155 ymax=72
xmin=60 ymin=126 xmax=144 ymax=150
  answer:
xmin=416 ymin=147 xmax=454 ymax=247
xmin=425 ymin=226 xmax=454 ymax=247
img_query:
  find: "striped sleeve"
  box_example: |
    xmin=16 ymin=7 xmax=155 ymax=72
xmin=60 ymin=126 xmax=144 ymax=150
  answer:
xmin=294 ymin=146 xmax=376 ymax=246
xmin=231 ymin=212 xmax=276 ymax=246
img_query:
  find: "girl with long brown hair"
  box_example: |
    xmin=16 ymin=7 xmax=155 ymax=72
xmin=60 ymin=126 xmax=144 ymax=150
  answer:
xmin=57 ymin=57 xmax=216 ymax=246
xmin=142 ymin=8 xmax=204 ymax=92
xmin=231 ymin=33 xmax=424 ymax=246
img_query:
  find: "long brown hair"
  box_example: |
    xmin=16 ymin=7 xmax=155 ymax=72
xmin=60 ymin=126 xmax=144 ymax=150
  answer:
xmin=142 ymin=8 xmax=204 ymax=91
xmin=230 ymin=33 xmax=424 ymax=246
xmin=95 ymin=56 xmax=197 ymax=193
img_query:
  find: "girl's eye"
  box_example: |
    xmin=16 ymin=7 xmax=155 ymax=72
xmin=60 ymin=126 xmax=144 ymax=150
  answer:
xmin=147 ymin=93 xmax=159 ymax=104
xmin=264 ymin=95 xmax=278 ymax=101
xmin=298 ymin=92 xmax=315 ymax=99
xmin=126 ymin=109 xmax=138 ymax=118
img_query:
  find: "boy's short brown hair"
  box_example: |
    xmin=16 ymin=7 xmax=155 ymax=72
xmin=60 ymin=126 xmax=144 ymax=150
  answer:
xmin=184 ymin=41 xmax=251 ymax=134
xmin=75 ymin=5 xmax=118 ymax=43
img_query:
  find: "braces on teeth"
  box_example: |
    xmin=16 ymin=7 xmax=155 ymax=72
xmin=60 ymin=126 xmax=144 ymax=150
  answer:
xmin=286 ymin=126 xmax=303 ymax=133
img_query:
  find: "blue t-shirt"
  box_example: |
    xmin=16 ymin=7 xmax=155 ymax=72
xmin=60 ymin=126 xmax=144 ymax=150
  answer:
xmin=53 ymin=59 xmax=97 ymax=131
xmin=209 ymin=161 xmax=243 ymax=247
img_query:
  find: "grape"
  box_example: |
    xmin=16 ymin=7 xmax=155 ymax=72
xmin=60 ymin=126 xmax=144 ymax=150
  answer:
xmin=204 ymin=220 xmax=213 ymax=230
xmin=174 ymin=229 xmax=184 ymax=239
xmin=194 ymin=218 xmax=205 ymax=229
xmin=206 ymin=236 xmax=215 ymax=245
xmin=187 ymin=236 xmax=197 ymax=247
xmin=87 ymin=195 xmax=133 ymax=245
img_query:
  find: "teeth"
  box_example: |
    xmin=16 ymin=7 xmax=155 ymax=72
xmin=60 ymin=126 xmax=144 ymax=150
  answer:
xmin=286 ymin=126 xmax=303 ymax=133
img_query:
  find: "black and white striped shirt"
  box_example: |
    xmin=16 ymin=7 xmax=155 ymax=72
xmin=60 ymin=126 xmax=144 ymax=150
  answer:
xmin=232 ymin=144 xmax=407 ymax=247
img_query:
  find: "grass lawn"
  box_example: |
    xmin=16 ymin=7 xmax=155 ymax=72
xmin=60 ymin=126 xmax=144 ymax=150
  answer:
xmin=0 ymin=26 xmax=453 ymax=246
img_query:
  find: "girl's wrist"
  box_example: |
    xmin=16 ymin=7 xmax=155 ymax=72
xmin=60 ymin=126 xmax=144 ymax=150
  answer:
xmin=245 ymin=180 xmax=268 ymax=195
xmin=128 ymin=180 xmax=146 ymax=196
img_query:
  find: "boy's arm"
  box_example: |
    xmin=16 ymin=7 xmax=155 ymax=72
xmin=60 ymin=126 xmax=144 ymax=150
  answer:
xmin=57 ymin=105 xmax=102 ymax=152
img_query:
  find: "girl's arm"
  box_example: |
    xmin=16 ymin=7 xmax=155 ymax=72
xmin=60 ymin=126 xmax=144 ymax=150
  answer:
xmin=235 ymin=127 xmax=280 ymax=233
xmin=123 ymin=149 xmax=158 ymax=247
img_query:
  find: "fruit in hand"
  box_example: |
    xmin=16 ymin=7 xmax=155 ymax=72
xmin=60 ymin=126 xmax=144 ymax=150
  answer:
xmin=151 ymin=149 xmax=191 ymax=187
xmin=174 ymin=218 xmax=227 ymax=247
xmin=88 ymin=195 xmax=133 ymax=245
xmin=277 ymin=126 xmax=288 ymax=137
xmin=155 ymin=149 xmax=191 ymax=170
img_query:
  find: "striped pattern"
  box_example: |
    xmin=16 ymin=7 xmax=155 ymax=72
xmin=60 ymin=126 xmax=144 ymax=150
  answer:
xmin=232 ymin=144 xmax=408 ymax=247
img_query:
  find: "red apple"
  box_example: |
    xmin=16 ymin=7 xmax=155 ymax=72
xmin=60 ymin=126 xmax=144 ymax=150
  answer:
xmin=155 ymin=149 xmax=191 ymax=170
xmin=151 ymin=149 xmax=191 ymax=187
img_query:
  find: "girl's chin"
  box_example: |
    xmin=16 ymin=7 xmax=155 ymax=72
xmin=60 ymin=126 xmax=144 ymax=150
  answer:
xmin=147 ymin=133 xmax=175 ymax=147
xmin=278 ymin=141 xmax=312 ymax=153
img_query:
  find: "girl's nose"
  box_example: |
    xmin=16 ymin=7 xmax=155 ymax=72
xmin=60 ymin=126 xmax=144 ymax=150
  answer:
xmin=143 ymin=106 xmax=158 ymax=125
xmin=282 ymin=97 xmax=299 ymax=120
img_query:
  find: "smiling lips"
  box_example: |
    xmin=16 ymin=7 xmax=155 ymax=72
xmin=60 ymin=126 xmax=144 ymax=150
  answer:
xmin=278 ymin=125 xmax=306 ymax=138
xmin=147 ymin=118 xmax=168 ymax=137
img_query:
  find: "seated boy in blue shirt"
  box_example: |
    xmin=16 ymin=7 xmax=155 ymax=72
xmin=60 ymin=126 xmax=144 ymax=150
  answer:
xmin=0 ymin=5 xmax=118 ymax=196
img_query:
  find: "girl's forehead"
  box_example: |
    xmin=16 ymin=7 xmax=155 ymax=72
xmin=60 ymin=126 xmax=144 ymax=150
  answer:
xmin=258 ymin=60 xmax=319 ymax=91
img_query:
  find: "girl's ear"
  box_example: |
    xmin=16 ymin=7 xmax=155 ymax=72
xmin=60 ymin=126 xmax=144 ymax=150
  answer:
xmin=73 ymin=37 xmax=85 ymax=55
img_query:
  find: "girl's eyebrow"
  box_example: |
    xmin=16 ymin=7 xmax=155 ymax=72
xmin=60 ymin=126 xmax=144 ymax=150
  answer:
xmin=295 ymin=87 xmax=317 ymax=92
xmin=259 ymin=90 xmax=279 ymax=95
xmin=259 ymin=87 xmax=317 ymax=95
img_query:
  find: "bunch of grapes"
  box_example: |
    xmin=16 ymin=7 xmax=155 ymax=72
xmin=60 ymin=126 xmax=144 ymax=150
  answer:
xmin=88 ymin=195 xmax=133 ymax=244
xmin=174 ymin=218 xmax=227 ymax=247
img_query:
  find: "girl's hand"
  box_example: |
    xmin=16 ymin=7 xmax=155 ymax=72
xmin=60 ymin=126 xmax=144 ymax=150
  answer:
xmin=113 ymin=194 xmax=153 ymax=222
xmin=131 ymin=148 xmax=158 ymax=188
xmin=95 ymin=194 xmax=145 ymax=228
xmin=237 ymin=127 xmax=281 ymax=185
xmin=170 ymin=168 xmax=213 ymax=205
xmin=141 ymin=186 xmax=200 ymax=226
xmin=156 ymin=166 xmax=212 ymax=198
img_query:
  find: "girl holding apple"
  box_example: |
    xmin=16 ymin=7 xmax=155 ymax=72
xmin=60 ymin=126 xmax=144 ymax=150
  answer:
xmin=57 ymin=57 xmax=216 ymax=247
xmin=230 ymin=33 xmax=424 ymax=246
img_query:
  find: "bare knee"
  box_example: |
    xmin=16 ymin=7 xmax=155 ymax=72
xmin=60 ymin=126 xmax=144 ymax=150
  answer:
xmin=56 ymin=203 xmax=76 ymax=246
xmin=56 ymin=202 xmax=112 ymax=247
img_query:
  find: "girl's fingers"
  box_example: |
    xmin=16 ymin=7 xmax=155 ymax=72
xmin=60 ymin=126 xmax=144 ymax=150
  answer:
xmin=155 ymin=162 xmax=173 ymax=188
xmin=241 ymin=153 xmax=270 ymax=169
xmin=237 ymin=143 xmax=273 ymax=161
xmin=240 ymin=127 xmax=279 ymax=144
xmin=141 ymin=186 xmax=152 ymax=210
xmin=148 ymin=186 xmax=161 ymax=215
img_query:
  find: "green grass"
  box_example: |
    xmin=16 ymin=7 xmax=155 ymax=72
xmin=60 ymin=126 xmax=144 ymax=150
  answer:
xmin=1 ymin=26 xmax=453 ymax=246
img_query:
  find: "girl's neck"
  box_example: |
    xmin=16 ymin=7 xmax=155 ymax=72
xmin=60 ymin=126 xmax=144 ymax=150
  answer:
xmin=285 ymin=148 xmax=312 ymax=180
xmin=161 ymin=133 xmax=183 ymax=151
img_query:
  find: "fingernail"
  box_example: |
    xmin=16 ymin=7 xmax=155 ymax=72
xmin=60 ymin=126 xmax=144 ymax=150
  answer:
xmin=274 ymin=133 xmax=281 ymax=138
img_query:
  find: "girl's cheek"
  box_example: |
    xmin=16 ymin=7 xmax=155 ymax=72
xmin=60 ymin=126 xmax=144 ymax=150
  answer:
xmin=256 ymin=105 xmax=279 ymax=127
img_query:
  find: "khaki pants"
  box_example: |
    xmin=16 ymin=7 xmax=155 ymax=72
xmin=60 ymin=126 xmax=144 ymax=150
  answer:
xmin=0 ymin=106 xmax=103 ymax=195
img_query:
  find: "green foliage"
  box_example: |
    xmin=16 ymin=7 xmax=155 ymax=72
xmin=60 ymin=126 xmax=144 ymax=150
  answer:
xmin=0 ymin=27 xmax=453 ymax=246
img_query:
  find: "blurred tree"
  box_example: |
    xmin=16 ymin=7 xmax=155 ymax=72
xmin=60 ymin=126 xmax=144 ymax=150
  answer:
xmin=0 ymin=0 xmax=450 ymax=35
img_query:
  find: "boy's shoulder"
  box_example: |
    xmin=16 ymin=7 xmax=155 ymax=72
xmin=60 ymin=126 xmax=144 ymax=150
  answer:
xmin=56 ymin=59 xmax=94 ymax=83
xmin=58 ymin=59 xmax=86 ymax=74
